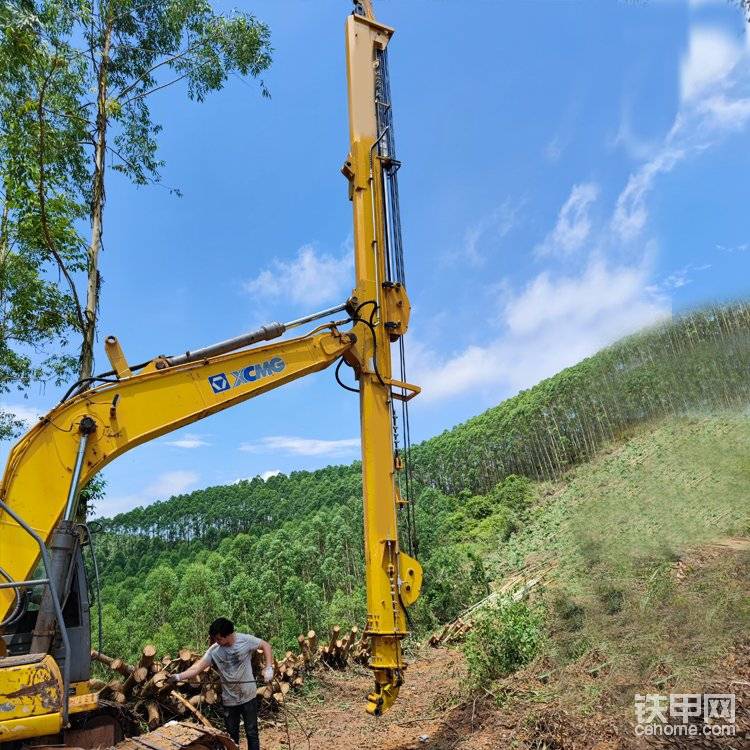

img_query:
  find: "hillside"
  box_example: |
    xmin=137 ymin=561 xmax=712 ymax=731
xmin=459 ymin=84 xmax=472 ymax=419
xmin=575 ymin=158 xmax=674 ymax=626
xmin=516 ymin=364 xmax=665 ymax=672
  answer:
xmin=93 ymin=302 xmax=750 ymax=661
xmin=259 ymin=415 xmax=750 ymax=749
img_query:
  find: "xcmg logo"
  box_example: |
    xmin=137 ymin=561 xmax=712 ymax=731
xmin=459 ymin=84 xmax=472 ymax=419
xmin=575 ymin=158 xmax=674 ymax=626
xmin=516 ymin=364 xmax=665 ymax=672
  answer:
xmin=208 ymin=357 xmax=285 ymax=394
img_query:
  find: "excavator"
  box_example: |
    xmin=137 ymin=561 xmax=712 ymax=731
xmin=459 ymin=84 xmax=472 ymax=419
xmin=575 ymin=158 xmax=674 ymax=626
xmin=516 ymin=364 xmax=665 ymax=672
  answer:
xmin=0 ymin=1 xmax=421 ymax=746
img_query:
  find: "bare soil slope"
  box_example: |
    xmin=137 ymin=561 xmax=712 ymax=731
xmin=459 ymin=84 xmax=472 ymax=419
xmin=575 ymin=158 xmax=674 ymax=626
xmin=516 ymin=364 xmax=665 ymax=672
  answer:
xmin=259 ymin=632 xmax=749 ymax=750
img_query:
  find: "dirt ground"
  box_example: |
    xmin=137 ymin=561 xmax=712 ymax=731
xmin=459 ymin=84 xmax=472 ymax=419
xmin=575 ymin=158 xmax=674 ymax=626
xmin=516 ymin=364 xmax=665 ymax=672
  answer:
xmin=252 ymin=539 xmax=750 ymax=750
xmin=254 ymin=638 xmax=749 ymax=750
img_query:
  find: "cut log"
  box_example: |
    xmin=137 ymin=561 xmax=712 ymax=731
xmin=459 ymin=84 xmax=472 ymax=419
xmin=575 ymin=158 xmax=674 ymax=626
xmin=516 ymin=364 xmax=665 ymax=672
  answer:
xmin=122 ymin=665 xmax=148 ymax=695
xmin=145 ymin=701 xmax=160 ymax=730
xmin=88 ymin=678 xmax=107 ymax=691
xmin=203 ymin=687 xmax=218 ymax=705
xmin=90 ymin=650 xmax=115 ymax=668
xmin=139 ymin=644 xmax=157 ymax=670
xmin=328 ymin=626 xmax=340 ymax=651
xmin=178 ymin=648 xmax=194 ymax=666
xmin=141 ymin=669 xmax=168 ymax=697
xmin=170 ymin=690 xmax=214 ymax=729
xmin=110 ymin=658 xmax=134 ymax=677
xmin=307 ymin=630 xmax=318 ymax=653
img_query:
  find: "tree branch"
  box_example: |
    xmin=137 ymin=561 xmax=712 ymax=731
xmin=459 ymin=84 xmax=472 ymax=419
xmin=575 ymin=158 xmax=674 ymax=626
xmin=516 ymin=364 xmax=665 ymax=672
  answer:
xmin=115 ymin=40 xmax=209 ymax=101
xmin=123 ymin=72 xmax=191 ymax=104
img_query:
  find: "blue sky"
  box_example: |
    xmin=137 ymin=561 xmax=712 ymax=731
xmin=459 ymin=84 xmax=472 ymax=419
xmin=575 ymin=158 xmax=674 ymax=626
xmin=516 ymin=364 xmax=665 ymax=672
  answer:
xmin=3 ymin=0 xmax=750 ymax=517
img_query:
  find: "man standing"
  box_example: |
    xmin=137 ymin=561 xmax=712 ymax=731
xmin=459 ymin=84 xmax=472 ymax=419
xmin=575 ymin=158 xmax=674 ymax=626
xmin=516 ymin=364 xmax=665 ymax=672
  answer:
xmin=167 ymin=618 xmax=274 ymax=750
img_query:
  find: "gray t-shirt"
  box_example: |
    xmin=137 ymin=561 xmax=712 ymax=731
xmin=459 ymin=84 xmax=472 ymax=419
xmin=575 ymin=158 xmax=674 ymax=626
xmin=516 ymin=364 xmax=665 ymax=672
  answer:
xmin=203 ymin=633 xmax=262 ymax=706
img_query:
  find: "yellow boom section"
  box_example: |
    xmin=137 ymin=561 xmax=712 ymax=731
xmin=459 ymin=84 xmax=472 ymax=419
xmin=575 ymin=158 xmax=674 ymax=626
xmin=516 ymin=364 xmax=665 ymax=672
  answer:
xmin=0 ymin=328 xmax=354 ymax=621
xmin=343 ymin=10 xmax=423 ymax=715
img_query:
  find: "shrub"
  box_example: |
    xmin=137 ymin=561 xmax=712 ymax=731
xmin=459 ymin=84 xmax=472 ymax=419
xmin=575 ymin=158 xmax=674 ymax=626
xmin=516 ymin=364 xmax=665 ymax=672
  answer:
xmin=423 ymin=546 xmax=489 ymax=623
xmin=491 ymin=474 xmax=533 ymax=511
xmin=464 ymin=600 xmax=544 ymax=685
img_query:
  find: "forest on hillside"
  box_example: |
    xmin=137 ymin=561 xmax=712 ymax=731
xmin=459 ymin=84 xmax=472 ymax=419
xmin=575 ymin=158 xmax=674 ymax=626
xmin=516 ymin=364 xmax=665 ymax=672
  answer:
xmin=92 ymin=302 xmax=750 ymax=660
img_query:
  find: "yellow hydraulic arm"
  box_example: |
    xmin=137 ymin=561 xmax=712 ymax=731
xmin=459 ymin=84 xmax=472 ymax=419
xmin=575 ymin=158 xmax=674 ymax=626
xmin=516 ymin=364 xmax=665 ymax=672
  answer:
xmin=342 ymin=2 xmax=423 ymax=715
xmin=0 ymin=322 xmax=354 ymax=626
xmin=0 ymin=3 xmax=420 ymax=735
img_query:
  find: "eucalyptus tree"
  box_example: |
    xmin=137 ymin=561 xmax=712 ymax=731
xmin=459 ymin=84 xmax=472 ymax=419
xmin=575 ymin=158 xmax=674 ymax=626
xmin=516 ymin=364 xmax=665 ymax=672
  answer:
xmin=0 ymin=2 xmax=89 ymax=437
xmin=1 ymin=0 xmax=272 ymax=395
xmin=74 ymin=0 xmax=272 ymax=378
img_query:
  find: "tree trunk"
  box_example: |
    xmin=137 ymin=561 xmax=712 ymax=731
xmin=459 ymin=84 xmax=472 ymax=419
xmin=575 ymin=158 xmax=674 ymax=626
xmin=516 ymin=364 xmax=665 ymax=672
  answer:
xmin=81 ymin=22 xmax=112 ymax=380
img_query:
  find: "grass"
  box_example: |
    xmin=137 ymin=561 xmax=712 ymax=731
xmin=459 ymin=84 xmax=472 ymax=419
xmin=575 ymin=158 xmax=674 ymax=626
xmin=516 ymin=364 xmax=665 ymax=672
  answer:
xmin=483 ymin=413 xmax=750 ymax=710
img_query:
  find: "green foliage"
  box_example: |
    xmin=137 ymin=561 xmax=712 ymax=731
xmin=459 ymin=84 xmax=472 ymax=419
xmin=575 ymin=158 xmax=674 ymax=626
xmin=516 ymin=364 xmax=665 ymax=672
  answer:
xmin=91 ymin=305 xmax=750 ymax=662
xmin=0 ymin=2 xmax=89 ymax=435
xmin=422 ymin=546 xmax=489 ymax=624
xmin=490 ymin=474 xmax=532 ymax=511
xmin=464 ymin=600 xmax=544 ymax=685
xmin=409 ymin=303 xmax=750 ymax=494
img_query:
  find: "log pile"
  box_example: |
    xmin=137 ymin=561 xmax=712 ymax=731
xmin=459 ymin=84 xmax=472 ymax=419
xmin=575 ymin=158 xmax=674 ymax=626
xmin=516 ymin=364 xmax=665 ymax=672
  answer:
xmin=318 ymin=625 xmax=369 ymax=669
xmin=428 ymin=617 xmax=472 ymax=648
xmin=428 ymin=562 xmax=555 ymax=648
xmin=92 ymin=645 xmax=217 ymax=729
xmin=90 ymin=625 xmax=371 ymax=727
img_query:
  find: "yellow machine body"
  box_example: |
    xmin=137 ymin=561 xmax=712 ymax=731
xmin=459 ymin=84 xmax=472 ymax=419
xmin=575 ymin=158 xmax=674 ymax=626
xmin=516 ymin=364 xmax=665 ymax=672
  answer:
xmin=0 ymin=654 xmax=63 ymax=742
xmin=0 ymin=2 xmax=419 ymax=740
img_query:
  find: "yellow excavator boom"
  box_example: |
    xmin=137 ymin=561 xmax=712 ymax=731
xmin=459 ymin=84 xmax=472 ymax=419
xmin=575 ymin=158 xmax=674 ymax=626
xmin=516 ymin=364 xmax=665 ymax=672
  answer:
xmin=0 ymin=326 xmax=354 ymax=624
xmin=0 ymin=2 xmax=420 ymax=743
xmin=342 ymin=5 xmax=423 ymax=715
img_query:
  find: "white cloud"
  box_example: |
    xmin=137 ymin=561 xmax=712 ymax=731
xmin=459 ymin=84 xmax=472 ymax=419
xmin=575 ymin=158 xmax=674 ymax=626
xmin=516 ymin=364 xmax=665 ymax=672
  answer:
xmin=680 ymin=26 xmax=743 ymax=103
xmin=535 ymin=183 xmax=599 ymax=258
xmin=611 ymin=103 xmax=661 ymax=161
xmin=612 ymin=143 xmax=686 ymax=241
xmin=410 ymin=259 xmax=669 ymax=402
xmin=461 ymin=200 xmax=521 ymax=266
xmin=164 ymin=432 xmax=210 ymax=449
xmin=96 ymin=470 xmax=200 ymax=517
xmin=147 ymin=470 xmax=199 ymax=498
xmin=716 ymin=242 xmax=749 ymax=253
xmin=240 ymin=435 xmax=360 ymax=457
xmin=697 ymin=93 xmax=750 ymax=128
xmin=649 ymin=263 xmax=712 ymax=292
xmin=505 ymin=260 xmax=657 ymax=335
xmin=244 ymin=244 xmax=353 ymax=307
xmin=613 ymin=25 xmax=750 ymax=243
xmin=0 ymin=403 xmax=43 ymax=428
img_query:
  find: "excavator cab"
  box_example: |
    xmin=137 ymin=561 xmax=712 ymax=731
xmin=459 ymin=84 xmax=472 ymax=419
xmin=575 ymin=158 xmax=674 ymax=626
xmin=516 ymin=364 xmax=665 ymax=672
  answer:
xmin=0 ymin=520 xmax=98 ymax=745
xmin=2 ymin=524 xmax=91 ymax=684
